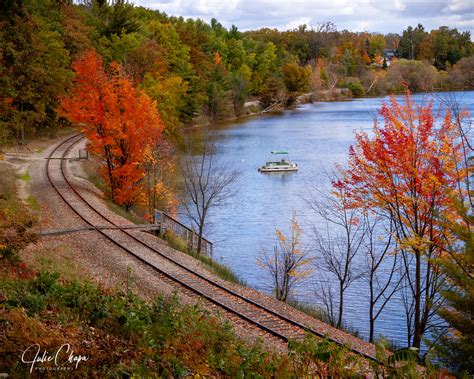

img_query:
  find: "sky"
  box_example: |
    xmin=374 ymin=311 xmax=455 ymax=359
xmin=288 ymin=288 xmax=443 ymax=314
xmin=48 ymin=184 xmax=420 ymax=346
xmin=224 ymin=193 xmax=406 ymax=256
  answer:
xmin=134 ymin=0 xmax=474 ymax=35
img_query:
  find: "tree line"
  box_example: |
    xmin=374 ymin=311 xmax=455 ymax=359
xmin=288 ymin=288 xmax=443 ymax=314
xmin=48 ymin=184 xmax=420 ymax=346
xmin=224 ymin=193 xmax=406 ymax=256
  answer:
xmin=1 ymin=0 xmax=473 ymax=145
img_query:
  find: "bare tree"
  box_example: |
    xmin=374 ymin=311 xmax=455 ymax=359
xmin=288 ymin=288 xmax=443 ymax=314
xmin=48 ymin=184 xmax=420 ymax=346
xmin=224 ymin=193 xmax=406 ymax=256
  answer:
xmin=314 ymin=278 xmax=339 ymax=326
xmin=310 ymin=185 xmax=365 ymax=328
xmin=257 ymin=212 xmax=312 ymax=302
xmin=364 ymin=214 xmax=404 ymax=343
xmin=180 ymin=131 xmax=239 ymax=254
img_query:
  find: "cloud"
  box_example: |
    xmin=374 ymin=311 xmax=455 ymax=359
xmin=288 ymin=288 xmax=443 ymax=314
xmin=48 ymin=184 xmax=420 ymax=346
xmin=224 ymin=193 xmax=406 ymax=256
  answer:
xmin=285 ymin=17 xmax=312 ymax=30
xmin=134 ymin=0 xmax=474 ymax=35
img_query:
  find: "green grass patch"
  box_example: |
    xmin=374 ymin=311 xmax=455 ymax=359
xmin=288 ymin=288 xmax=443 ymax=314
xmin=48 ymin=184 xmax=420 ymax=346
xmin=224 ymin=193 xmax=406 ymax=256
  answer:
xmin=16 ymin=170 xmax=30 ymax=182
xmin=106 ymin=200 xmax=142 ymax=225
xmin=26 ymin=195 xmax=40 ymax=211
xmin=287 ymin=298 xmax=364 ymax=340
xmin=287 ymin=299 xmax=326 ymax=320
xmin=164 ymin=232 xmax=246 ymax=286
xmin=30 ymin=246 xmax=85 ymax=282
xmin=82 ymin=156 xmax=105 ymax=192
xmin=83 ymin=157 xmax=143 ymax=225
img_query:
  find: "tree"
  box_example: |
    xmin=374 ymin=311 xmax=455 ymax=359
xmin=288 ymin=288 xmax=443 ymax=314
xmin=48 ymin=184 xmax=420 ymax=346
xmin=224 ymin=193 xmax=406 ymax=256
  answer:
xmin=398 ymin=24 xmax=427 ymax=60
xmin=431 ymin=94 xmax=473 ymax=373
xmin=368 ymin=34 xmax=386 ymax=57
xmin=251 ymin=42 xmax=277 ymax=95
xmin=0 ymin=0 xmax=71 ymax=143
xmin=60 ymin=50 xmax=163 ymax=209
xmin=230 ymin=64 xmax=251 ymax=117
xmin=281 ymin=62 xmax=312 ymax=94
xmin=180 ymin=131 xmax=239 ymax=254
xmin=142 ymin=69 xmax=189 ymax=140
xmin=257 ymin=213 xmax=312 ymax=302
xmin=384 ymin=59 xmax=439 ymax=92
xmin=430 ymin=26 xmax=472 ymax=70
xmin=142 ymin=139 xmax=179 ymax=219
xmin=340 ymin=93 xmax=464 ymax=348
xmin=364 ymin=215 xmax=403 ymax=343
xmin=449 ymin=56 xmax=474 ymax=90
xmin=206 ymin=54 xmax=229 ymax=120
xmin=434 ymin=200 xmax=474 ymax=373
xmin=310 ymin=184 xmax=365 ymax=328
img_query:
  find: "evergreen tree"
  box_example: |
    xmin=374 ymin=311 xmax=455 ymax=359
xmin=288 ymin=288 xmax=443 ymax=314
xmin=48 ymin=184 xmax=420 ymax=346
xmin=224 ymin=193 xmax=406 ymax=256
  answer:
xmin=434 ymin=200 xmax=474 ymax=374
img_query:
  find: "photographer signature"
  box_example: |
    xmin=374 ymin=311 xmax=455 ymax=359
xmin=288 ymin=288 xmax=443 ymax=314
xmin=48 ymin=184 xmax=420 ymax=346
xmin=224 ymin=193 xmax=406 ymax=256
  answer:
xmin=21 ymin=343 xmax=89 ymax=373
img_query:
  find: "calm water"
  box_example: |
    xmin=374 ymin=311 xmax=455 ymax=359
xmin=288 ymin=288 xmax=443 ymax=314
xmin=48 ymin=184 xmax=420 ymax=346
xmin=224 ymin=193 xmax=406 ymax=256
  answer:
xmin=183 ymin=91 xmax=474 ymax=345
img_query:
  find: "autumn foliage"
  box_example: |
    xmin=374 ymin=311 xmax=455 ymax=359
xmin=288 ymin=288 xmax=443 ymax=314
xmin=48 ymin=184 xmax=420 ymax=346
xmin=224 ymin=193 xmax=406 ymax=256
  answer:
xmin=338 ymin=93 xmax=465 ymax=348
xmin=340 ymin=94 xmax=462 ymax=239
xmin=60 ymin=50 xmax=164 ymax=210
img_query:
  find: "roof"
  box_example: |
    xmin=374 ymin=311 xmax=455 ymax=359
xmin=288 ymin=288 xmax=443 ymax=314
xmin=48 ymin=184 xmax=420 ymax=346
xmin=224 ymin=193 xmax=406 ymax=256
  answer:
xmin=271 ymin=150 xmax=289 ymax=154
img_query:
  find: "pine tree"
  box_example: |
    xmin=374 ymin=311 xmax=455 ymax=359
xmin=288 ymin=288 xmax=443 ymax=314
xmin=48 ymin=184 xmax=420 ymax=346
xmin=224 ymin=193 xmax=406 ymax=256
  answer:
xmin=434 ymin=200 xmax=474 ymax=374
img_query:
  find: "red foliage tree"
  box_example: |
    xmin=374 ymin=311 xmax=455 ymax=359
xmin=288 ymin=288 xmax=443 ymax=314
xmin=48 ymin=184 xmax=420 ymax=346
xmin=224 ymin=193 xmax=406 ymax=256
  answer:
xmin=60 ymin=50 xmax=163 ymax=209
xmin=339 ymin=94 xmax=464 ymax=348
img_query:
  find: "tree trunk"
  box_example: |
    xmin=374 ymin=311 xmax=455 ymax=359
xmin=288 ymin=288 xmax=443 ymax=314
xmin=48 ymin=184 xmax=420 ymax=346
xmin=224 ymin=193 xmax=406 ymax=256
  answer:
xmin=104 ymin=145 xmax=115 ymax=202
xmin=369 ymin=272 xmax=375 ymax=343
xmin=413 ymin=250 xmax=422 ymax=348
xmin=337 ymin=281 xmax=344 ymax=328
xmin=197 ymin=225 xmax=203 ymax=254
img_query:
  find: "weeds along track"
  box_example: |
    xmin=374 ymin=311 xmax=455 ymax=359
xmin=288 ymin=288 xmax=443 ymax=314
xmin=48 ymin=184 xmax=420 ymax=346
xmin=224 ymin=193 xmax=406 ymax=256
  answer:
xmin=46 ymin=134 xmax=378 ymax=360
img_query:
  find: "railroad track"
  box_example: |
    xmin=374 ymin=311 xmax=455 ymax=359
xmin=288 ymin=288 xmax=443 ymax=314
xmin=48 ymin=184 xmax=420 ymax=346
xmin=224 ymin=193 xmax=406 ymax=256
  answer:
xmin=46 ymin=133 xmax=378 ymax=362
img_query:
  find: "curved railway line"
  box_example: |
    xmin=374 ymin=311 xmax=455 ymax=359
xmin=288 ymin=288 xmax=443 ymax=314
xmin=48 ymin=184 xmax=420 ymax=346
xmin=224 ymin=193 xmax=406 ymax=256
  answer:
xmin=45 ymin=133 xmax=379 ymax=363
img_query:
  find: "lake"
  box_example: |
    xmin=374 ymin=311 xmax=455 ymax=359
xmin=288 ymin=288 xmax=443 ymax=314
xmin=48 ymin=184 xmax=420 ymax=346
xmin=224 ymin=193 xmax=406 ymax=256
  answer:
xmin=182 ymin=91 xmax=474 ymax=346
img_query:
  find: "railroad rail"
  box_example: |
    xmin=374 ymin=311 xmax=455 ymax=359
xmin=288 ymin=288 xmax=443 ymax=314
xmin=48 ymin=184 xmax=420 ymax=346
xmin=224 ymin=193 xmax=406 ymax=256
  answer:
xmin=45 ymin=134 xmax=379 ymax=362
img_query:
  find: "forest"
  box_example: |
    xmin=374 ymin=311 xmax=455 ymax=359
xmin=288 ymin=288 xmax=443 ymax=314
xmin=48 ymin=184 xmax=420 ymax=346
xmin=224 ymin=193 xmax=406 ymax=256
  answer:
xmin=1 ymin=0 xmax=473 ymax=145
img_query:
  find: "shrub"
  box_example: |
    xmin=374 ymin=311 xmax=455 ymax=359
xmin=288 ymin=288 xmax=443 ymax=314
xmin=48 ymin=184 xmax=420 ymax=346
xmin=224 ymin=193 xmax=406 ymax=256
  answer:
xmin=347 ymin=79 xmax=365 ymax=97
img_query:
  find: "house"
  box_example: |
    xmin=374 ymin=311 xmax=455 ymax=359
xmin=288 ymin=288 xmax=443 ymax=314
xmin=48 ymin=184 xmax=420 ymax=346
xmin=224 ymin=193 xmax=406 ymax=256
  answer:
xmin=383 ymin=49 xmax=397 ymax=66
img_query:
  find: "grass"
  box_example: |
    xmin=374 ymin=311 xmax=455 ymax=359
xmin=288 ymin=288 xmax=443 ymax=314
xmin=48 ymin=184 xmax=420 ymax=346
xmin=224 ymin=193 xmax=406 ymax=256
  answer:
xmin=26 ymin=245 xmax=87 ymax=282
xmin=82 ymin=157 xmax=105 ymax=191
xmin=106 ymin=199 xmax=142 ymax=225
xmin=286 ymin=298 xmax=366 ymax=340
xmin=287 ymin=298 xmax=327 ymax=320
xmin=164 ymin=231 xmax=247 ymax=286
xmin=16 ymin=170 xmax=30 ymax=182
xmin=0 ymin=163 xmax=36 ymax=230
xmin=26 ymin=195 xmax=40 ymax=211
xmin=83 ymin=157 xmax=143 ymax=225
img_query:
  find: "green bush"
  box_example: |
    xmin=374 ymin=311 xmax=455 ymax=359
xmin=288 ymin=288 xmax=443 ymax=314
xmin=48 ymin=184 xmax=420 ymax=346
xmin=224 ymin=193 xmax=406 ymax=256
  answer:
xmin=0 ymin=245 xmax=20 ymax=265
xmin=347 ymin=80 xmax=365 ymax=97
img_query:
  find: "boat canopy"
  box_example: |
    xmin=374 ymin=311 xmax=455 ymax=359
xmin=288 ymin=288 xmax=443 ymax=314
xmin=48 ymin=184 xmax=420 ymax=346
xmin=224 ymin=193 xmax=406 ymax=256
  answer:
xmin=271 ymin=150 xmax=289 ymax=154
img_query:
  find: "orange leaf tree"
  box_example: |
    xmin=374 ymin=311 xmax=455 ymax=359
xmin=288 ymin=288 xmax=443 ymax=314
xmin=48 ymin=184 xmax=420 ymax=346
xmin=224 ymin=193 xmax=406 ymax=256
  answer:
xmin=60 ymin=50 xmax=163 ymax=210
xmin=339 ymin=93 xmax=464 ymax=349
